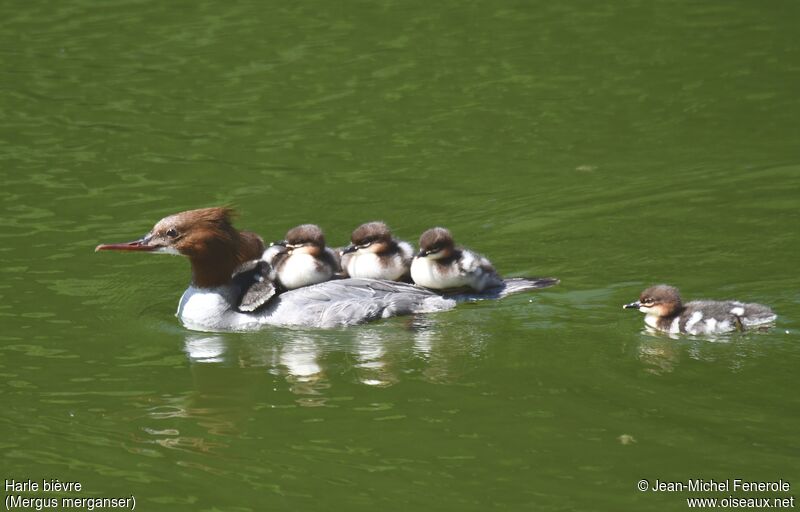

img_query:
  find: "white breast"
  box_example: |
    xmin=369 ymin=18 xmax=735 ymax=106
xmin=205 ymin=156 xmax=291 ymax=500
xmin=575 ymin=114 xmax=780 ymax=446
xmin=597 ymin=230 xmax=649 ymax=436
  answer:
xmin=347 ymin=252 xmax=406 ymax=281
xmin=410 ymin=258 xmax=469 ymax=289
xmin=177 ymin=286 xmax=261 ymax=331
xmin=643 ymin=314 xmax=680 ymax=334
xmin=644 ymin=314 xmax=660 ymax=330
xmin=278 ymin=254 xmax=332 ymax=289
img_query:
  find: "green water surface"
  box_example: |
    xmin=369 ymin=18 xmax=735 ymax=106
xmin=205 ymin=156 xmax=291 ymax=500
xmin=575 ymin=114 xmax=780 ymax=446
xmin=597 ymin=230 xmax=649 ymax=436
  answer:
xmin=1 ymin=1 xmax=799 ymax=511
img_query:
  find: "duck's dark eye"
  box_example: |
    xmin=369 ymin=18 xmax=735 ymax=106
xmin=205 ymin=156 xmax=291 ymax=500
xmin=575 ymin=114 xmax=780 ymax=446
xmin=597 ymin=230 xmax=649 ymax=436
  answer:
xmin=166 ymin=228 xmax=178 ymax=238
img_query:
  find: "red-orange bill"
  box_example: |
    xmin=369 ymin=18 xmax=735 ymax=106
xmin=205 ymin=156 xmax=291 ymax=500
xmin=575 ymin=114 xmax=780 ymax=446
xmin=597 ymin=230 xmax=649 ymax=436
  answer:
xmin=95 ymin=239 xmax=155 ymax=252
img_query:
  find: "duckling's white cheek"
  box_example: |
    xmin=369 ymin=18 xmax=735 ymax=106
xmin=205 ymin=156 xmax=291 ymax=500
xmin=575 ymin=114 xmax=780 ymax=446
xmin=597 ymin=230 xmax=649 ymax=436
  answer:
xmin=293 ymin=246 xmax=315 ymax=255
xmin=639 ymin=305 xmax=651 ymax=314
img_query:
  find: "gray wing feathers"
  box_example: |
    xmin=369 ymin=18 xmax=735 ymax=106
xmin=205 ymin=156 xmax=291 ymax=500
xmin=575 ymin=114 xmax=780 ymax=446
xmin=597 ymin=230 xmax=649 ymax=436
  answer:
xmin=741 ymin=302 xmax=777 ymax=325
xmin=231 ymin=260 xmax=278 ymax=312
xmin=684 ymin=300 xmax=777 ymax=331
xmin=235 ymin=276 xmax=557 ymax=328
xmin=273 ymin=278 xmax=456 ymax=327
xmin=239 ymin=280 xmax=277 ymax=312
xmin=482 ymin=277 xmax=560 ymax=299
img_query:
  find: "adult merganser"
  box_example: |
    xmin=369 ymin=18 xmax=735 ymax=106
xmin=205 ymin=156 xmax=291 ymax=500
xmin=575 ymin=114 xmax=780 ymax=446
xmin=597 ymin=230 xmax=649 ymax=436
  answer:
xmin=410 ymin=227 xmax=503 ymax=292
xmin=623 ymin=284 xmax=777 ymax=335
xmin=263 ymin=224 xmax=339 ymax=290
xmin=340 ymin=221 xmax=413 ymax=282
xmin=96 ymin=208 xmax=559 ymax=332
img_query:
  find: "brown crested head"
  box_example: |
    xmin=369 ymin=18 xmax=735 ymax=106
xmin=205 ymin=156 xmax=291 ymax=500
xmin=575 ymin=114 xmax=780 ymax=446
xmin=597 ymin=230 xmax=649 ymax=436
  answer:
xmin=96 ymin=207 xmax=264 ymax=288
xmin=150 ymin=207 xmax=263 ymax=263
xmin=281 ymin=224 xmax=326 ymax=257
xmin=351 ymin=221 xmax=393 ymax=245
xmin=417 ymin=227 xmax=456 ymax=258
xmin=623 ymin=284 xmax=683 ymax=317
xmin=149 ymin=207 xmax=236 ymax=255
xmin=285 ymin=224 xmax=326 ymax=248
xmin=640 ymin=285 xmax=682 ymax=308
xmin=339 ymin=221 xmax=394 ymax=255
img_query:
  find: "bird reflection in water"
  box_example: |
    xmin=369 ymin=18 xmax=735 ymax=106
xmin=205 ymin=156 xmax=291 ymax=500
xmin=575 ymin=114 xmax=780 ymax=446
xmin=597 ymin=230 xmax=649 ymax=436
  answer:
xmin=182 ymin=314 xmax=490 ymax=386
xmin=633 ymin=328 xmax=772 ymax=375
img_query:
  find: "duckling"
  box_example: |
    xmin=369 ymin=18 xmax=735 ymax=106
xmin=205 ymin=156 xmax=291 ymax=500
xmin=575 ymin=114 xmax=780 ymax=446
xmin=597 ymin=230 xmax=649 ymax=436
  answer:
xmin=341 ymin=221 xmax=413 ymax=281
xmin=265 ymin=224 xmax=339 ymax=290
xmin=410 ymin=227 xmax=503 ymax=292
xmin=623 ymin=284 xmax=776 ymax=335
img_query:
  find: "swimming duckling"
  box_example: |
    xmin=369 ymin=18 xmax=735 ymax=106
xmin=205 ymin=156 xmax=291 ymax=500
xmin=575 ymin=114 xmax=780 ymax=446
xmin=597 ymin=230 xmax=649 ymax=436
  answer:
xmin=623 ymin=284 xmax=776 ymax=335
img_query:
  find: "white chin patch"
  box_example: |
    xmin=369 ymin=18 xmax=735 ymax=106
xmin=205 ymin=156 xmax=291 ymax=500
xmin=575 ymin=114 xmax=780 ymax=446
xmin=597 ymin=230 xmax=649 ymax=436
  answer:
xmin=639 ymin=305 xmax=652 ymax=314
xmin=154 ymin=246 xmax=181 ymax=255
